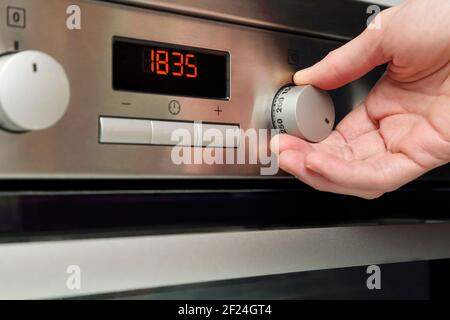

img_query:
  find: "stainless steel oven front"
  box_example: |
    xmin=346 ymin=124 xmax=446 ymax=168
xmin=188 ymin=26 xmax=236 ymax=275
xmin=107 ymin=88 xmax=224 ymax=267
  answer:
xmin=0 ymin=0 xmax=382 ymax=179
xmin=3 ymin=0 xmax=450 ymax=301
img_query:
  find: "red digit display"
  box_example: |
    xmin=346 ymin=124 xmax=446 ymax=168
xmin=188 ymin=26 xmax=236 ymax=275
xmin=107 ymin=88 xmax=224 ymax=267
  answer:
xmin=150 ymin=49 xmax=154 ymax=73
xmin=145 ymin=48 xmax=198 ymax=79
xmin=155 ymin=50 xmax=169 ymax=75
xmin=114 ymin=37 xmax=229 ymax=99
xmin=171 ymin=52 xmax=184 ymax=77
xmin=185 ymin=54 xmax=198 ymax=78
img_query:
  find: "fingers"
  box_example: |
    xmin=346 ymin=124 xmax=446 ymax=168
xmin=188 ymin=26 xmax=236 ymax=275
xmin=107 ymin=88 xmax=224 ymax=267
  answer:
xmin=278 ymin=149 xmax=381 ymax=199
xmin=304 ymin=151 xmax=383 ymax=189
xmin=270 ymin=133 xmax=314 ymax=154
xmin=294 ymin=12 xmax=391 ymax=90
xmin=278 ymin=149 xmax=348 ymax=193
xmin=304 ymin=151 xmax=423 ymax=192
xmin=271 ymin=134 xmax=383 ymax=198
xmin=270 ymin=133 xmax=424 ymax=198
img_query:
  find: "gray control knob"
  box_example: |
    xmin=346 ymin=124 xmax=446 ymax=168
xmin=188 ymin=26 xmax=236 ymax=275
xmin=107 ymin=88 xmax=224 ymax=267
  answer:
xmin=0 ymin=50 xmax=70 ymax=132
xmin=271 ymin=85 xmax=335 ymax=142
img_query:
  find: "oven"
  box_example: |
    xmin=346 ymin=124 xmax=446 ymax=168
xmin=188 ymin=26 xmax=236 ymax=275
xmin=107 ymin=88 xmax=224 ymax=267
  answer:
xmin=0 ymin=0 xmax=449 ymax=299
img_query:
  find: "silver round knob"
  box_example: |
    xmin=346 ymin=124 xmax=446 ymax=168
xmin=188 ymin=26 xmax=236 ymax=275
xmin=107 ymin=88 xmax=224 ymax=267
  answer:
xmin=271 ymin=85 xmax=335 ymax=142
xmin=0 ymin=50 xmax=70 ymax=132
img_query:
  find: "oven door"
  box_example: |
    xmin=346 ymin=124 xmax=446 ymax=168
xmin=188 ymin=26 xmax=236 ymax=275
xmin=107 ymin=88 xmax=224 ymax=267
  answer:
xmin=0 ymin=179 xmax=450 ymax=299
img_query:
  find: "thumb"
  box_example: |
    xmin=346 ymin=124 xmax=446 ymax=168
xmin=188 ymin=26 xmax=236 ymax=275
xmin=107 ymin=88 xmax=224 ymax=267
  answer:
xmin=294 ymin=10 xmax=393 ymax=90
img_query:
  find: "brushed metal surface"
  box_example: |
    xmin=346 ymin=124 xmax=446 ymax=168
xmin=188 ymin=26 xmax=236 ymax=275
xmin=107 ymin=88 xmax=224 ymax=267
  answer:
xmin=1 ymin=223 xmax=450 ymax=299
xmin=0 ymin=0 xmax=378 ymax=178
xmin=105 ymin=0 xmax=387 ymax=41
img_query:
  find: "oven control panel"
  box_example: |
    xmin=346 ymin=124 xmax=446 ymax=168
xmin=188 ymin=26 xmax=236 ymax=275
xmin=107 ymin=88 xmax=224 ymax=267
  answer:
xmin=0 ymin=0 xmax=379 ymax=178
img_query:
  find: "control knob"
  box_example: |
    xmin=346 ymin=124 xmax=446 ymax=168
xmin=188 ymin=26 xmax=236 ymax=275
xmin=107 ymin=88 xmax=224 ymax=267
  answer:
xmin=0 ymin=50 xmax=70 ymax=132
xmin=271 ymin=85 xmax=335 ymax=142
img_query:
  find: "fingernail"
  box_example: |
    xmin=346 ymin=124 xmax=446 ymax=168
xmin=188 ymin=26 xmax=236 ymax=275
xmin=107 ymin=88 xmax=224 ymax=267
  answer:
xmin=269 ymin=136 xmax=279 ymax=154
xmin=293 ymin=67 xmax=311 ymax=85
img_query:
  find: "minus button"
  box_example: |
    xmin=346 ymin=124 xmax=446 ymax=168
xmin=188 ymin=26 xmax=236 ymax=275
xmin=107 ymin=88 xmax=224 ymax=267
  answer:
xmin=99 ymin=117 xmax=152 ymax=144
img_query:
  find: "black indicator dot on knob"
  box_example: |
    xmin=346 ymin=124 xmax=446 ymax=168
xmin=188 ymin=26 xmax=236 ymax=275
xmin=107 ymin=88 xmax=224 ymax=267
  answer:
xmin=0 ymin=51 xmax=70 ymax=132
xmin=271 ymin=85 xmax=335 ymax=142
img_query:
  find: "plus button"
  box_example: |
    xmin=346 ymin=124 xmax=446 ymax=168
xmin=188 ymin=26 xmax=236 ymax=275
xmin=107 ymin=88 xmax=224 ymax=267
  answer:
xmin=214 ymin=106 xmax=223 ymax=116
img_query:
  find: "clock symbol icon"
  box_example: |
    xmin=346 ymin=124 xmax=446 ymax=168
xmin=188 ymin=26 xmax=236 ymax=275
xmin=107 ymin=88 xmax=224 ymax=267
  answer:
xmin=168 ymin=100 xmax=181 ymax=115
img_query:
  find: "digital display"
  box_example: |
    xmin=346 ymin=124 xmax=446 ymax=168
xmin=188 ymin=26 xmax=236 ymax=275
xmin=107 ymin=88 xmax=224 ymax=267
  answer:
xmin=113 ymin=37 xmax=230 ymax=100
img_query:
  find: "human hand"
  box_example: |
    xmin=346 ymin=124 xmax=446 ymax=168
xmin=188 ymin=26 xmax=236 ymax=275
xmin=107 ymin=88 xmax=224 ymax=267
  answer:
xmin=271 ymin=0 xmax=450 ymax=199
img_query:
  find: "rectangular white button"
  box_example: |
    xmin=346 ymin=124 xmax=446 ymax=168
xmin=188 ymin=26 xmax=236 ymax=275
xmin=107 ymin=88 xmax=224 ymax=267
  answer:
xmin=99 ymin=117 xmax=152 ymax=144
xmin=198 ymin=123 xmax=240 ymax=148
xmin=99 ymin=117 xmax=239 ymax=148
xmin=151 ymin=120 xmax=197 ymax=146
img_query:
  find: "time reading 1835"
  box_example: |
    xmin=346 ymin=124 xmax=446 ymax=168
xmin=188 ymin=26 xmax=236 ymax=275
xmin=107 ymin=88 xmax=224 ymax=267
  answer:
xmin=113 ymin=37 xmax=229 ymax=100
xmin=143 ymin=49 xmax=197 ymax=78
